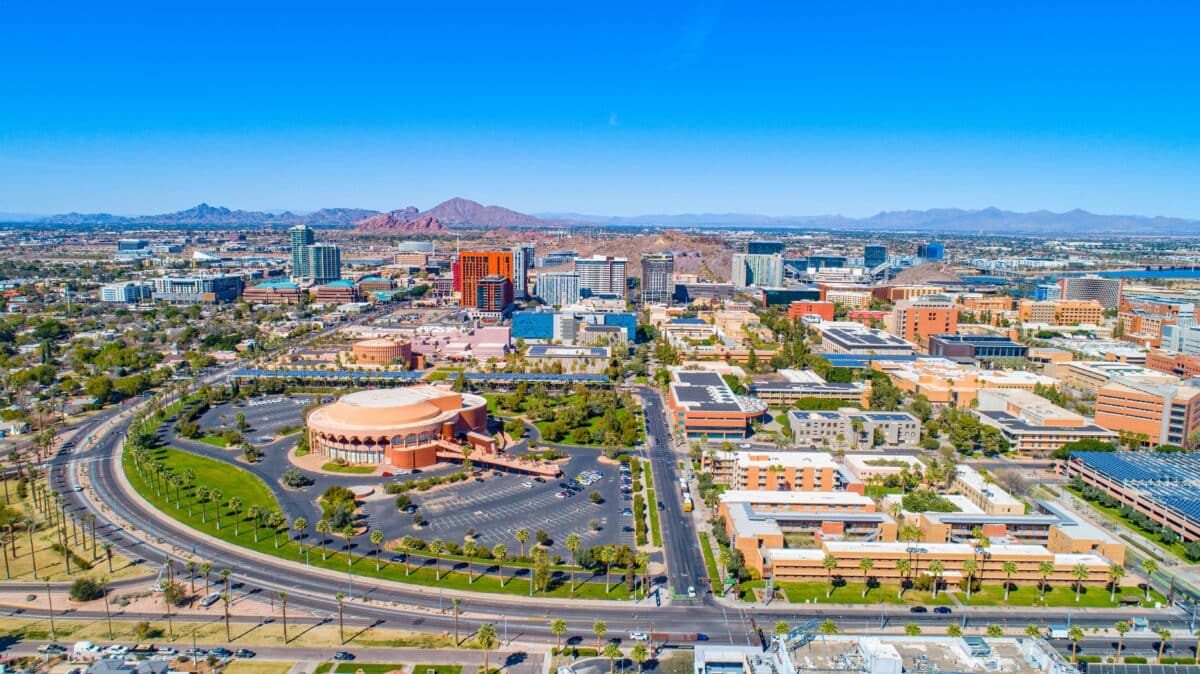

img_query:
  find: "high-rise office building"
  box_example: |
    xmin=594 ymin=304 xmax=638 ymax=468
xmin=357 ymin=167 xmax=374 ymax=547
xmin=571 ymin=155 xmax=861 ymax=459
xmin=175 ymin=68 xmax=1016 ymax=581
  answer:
xmin=289 ymin=225 xmax=315 ymax=274
xmin=747 ymin=240 xmax=785 ymax=255
xmin=731 ymin=253 xmax=784 ymax=289
xmin=574 ymin=255 xmax=628 ymax=299
xmin=511 ymin=244 xmax=535 ymax=299
xmin=917 ymin=242 xmax=945 ymax=260
xmin=476 ymin=275 xmax=514 ymax=313
xmin=301 ymin=243 xmax=342 ymax=284
xmin=536 ymin=272 xmax=580 ymax=307
xmin=640 ymin=252 xmax=675 ymax=306
xmin=864 ymin=245 xmax=888 ymax=268
xmin=459 ymin=251 xmax=515 ymax=308
xmin=1059 ymin=275 xmax=1123 ymax=309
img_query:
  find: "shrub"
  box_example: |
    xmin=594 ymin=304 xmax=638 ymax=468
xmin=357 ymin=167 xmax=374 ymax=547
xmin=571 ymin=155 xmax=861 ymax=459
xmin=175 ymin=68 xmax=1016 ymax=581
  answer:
xmin=394 ymin=494 xmax=412 ymax=510
xmin=69 ymin=577 xmax=105 ymax=602
xmin=281 ymin=467 xmax=313 ymax=488
xmin=1124 ymin=657 xmax=1147 ymax=665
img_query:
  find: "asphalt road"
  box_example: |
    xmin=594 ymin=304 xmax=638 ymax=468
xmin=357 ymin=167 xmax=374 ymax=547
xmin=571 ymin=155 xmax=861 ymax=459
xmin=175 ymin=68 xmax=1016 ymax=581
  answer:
xmin=32 ymin=369 xmax=1195 ymax=652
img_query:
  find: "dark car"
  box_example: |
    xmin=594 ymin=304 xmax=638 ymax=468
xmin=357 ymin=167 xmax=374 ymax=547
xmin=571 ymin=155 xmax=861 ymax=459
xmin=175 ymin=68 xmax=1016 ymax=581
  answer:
xmin=909 ymin=606 xmax=928 ymax=613
xmin=533 ymin=477 xmax=546 ymax=483
xmin=402 ymin=505 xmax=418 ymax=514
xmin=657 ymin=501 xmax=665 ymax=510
xmin=234 ymin=649 xmax=256 ymax=659
xmin=933 ymin=606 xmax=952 ymax=615
xmin=333 ymin=652 xmax=355 ymax=662
xmin=209 ymin=647 xmax=233 ymax=658
xmin=622 ymin=526 xmax=635 ymax=532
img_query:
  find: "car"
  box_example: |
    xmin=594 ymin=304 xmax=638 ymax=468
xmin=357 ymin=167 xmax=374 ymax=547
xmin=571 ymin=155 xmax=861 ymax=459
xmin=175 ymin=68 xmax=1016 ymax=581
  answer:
xmin=533 ymin=477 xmax=546 ymax=483
xmin=38 ymin=644 xmax=66 ymax=655
xmin=333 ymin=652 xmax=355 ymax=661
xmin=74 ymin=486 xmax=84 ymax=492
xmin=184 ymin=648 xmax=207 ymax=657
xmin=554 ymin=492 xmax=566 ymax=499
xmin=629 ymin=631 xmax=649 ymax=642
xmin=622 ymin=526 xmax=635 ymax=532
xmin=104 ymin=645 xmax=130 ymax=656
xmin=402 ymin=505 xmax=418 ymax=514
xmin=687 ymin=586 xmax=696 ymax=598
xmin=657 ymin=501 xmax=665 ymax=510
xmin=155 ymin=647 xmax=177 ymax=656
xmin=909 ymin=606 xmax=928 ymax=613
xmin=200 ymin=592 xmax=222 ymax=607
xmin=933 ymin=606 xmax=952 ymax=615
xmin=620 ymin=508 xmax=633 ymax=516
xmin=522 ymin=481 xmax=534 ymax=488
xmin=559 ymin=482 xmax=571 ymax=489
xmin=234 ymin=649 xmax=256 ymax=659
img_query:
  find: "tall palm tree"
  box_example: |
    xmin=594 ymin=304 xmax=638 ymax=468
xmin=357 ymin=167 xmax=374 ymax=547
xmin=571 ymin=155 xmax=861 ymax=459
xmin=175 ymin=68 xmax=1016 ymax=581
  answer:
xmin=635 ymin=551 xmax=651 ymax=599
xmin=450 ymin=597 xmax=461 ymax=645
xmin=336 ymin=592 xmax=346 ymax=644
xmin=184 ymin=561 xmax=197 ymax=594
xmin=1002 ymin=560 xmax=1018 ymax=601
xmin=515 ymin=528 xmax=529 ymax=558
xmin=565 ymin=533 xmax=581 ymax=595
xmin=631 ymin=642 xmax=649 ymax=674
xmin=962 ymin=559 xmax=978 ymax=601
xmin=200 ymin=561 xmax=213 ymax=596
xmin=895 ymin=558 xmax=911 ymax=598
xmin=859 ymin=557 xmax=874 ymax=598
xmin=1068 ymin=626 xmax=1084 ymax=662
xmin=1071 ymin=564 xmax=1090 ymax=602
xmin=291 ymin=513 xmax=307 ymax=561
xmin=196 ymin=486 xmax=210 ymax=523
xmin=477 ymin=623 xmax=498 ymax=674
xmin=1115 ymin=621 xmax=1130 ymax=660
xmin=24 ymin=518 xmax=37 ymax=576
xmin=268 ymin=511 xmax=286 ymax=549
xmin=822 ymin=554 xmax=839 ymax=598
xmin=599 ymin=546 xmax=614 ymax=593
xmin=429 ymin=539 xmax=445 ymax=580
xmin=1038 ymin=561 xmax=1054 ymax=601
xmin=1157 ymin=628 xmax=1172 ymax=663
xmin=492 ymin=544 xmax=507 ymax=585
xmin=1142 ymin=559 xmax=1159 ymax=601
xmin=1025 ymin=624 xmax=1043 ymax=640
xmin=928 ymin=560 xmax=945 ymax=598
xmin=316 ymin=519 xmax=331 ymax=560
xmin=603 ymin=642 xmax=622 ymax=674
xmin=279 ymin=591 xmax=289 ymax=643
xmin=1109 ymin=563 xmax=1126 ymax=602
xmin=209 ymin=489 xmax=223 ymax=529
xmin=227 ymin=497 xmax=243 ymax=536
xmin=247 ymin=505 xmax=264 ymax=543
xmin=551 ymin=618 xmax=567 ymax=651
xmin=593 ymin=620 xmax=608 ymax=651
xmin=370 ymin=530 xmax=385 ymax=571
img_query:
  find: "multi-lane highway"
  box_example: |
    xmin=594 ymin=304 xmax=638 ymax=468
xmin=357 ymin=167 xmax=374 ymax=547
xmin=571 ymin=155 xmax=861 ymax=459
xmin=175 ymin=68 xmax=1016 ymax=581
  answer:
xmin=29 ymin=369 xmax=1194 ymax=650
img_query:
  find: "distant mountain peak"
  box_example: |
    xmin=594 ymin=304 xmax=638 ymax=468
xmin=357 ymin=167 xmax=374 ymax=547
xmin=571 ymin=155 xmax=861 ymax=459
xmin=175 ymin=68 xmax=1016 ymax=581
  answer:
xmin=418 ymin=198 xmax=547 ymax=228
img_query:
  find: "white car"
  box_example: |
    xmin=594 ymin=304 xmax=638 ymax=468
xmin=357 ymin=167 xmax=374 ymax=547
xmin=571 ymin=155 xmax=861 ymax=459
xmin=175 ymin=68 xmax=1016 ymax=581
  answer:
xmin=687 ymin=585 xmax=697 ymax=598
xmin=200 ymin=592 xmax=222 ymax=607
xmin=629 ymin=631 xmax=649 ymax=642
xmin=104 ymin=645 xmax=129 ymax=656
xmin=156 ymin=647 xmax=178 ymax=656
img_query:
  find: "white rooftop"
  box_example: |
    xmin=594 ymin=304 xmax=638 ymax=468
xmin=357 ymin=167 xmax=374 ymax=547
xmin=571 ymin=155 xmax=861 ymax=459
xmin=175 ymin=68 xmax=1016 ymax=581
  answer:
xmin=720 ymin=490 xmax=874 ymax=507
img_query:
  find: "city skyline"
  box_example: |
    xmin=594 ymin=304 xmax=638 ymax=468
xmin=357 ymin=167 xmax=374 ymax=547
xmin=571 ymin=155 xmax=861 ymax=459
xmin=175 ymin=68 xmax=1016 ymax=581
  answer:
xmin=3 ymin=2 xmax=1200 ymax=217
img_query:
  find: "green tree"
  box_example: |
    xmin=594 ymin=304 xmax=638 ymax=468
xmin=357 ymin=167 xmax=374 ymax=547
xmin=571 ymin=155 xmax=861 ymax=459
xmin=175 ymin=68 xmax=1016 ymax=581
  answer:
xmin=1068 ymin=626 xmax=1084 ymax=662
xmin=986 ymin=624 xmax=1004 ymax=638
xmin=946 ymin=624 xmax=962 ymax=637
xmin=551 ymin=618 xmax=567 ymax=651
xmin=774 ymin=621 xmax=790 ymax=636
xmin=822 ymin=554 xmax=839 ymax=598
xmin=593 ymin=619 xmax=608 ymax=651
xmin=1142 ymin=559 xmax=1158 ymax=601
xmin=1115 ymin=621 xmax=1130 ymax=660
xmin=603 ymin=642 xmax=623 ymax=674
xmin=1071 ymin=563 xmax=1090 ymax=602
xmin=477 ymin=623 xmax=498 ymax=674
xmin=1109 ymin=563 xmax=1126 ymax=602
xmin=905 ymin=623 xmax=922 ymax=637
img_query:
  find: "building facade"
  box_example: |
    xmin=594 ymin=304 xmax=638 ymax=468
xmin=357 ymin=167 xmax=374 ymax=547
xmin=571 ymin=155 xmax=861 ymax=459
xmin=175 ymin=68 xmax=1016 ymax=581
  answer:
xmin=574 ymin=255 xmax=627 ymax=299
xmin=640 ymin=252 xmax=675 ymax=306
xmin=534 ymin=271 xmax=580 ymax=307
xmin=1058 ymin=275 xmax=1123 ymax=309
xmin=731 ymin=253 xmax=784 ymax=289
xmin=459 ymin=251 xmax=515 ymax=308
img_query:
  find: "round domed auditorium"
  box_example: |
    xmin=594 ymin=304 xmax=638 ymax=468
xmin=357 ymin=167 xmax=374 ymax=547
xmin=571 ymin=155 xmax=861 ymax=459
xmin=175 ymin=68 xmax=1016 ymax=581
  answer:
xmin=351 ymin=337 xmax=412 ymax=366
xmin=306 ymin=386 xmax=488 ymax=470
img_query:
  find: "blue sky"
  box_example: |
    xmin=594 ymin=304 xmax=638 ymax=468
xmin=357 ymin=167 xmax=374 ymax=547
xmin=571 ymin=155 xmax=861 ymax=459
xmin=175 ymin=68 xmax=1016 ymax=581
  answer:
xmin=2 ymin=1 xmax=1199 ymax=217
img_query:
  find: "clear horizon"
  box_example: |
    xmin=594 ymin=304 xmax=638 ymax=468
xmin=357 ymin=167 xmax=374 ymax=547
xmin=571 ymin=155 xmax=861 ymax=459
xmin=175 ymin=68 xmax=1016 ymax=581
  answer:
xmin=3 ymin=1 xmax=1199 ymax=218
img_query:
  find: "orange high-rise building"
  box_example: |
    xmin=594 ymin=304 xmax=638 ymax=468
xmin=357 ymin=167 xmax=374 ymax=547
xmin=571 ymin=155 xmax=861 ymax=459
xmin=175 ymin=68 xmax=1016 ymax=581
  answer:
xmin=893 ymin=298 xmax=957 ymax=349
xmin=458 ymin=251 xmax=514 ymax=308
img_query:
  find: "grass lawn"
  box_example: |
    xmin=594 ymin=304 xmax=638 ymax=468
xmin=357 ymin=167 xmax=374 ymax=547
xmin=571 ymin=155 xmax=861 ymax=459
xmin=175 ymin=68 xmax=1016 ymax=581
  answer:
xmin=697 ymin=532 xmax=721 ymax=582
xmin=320 ymin=462 xmax=377 ymax=474
xmin=332 ymin=665 xmax=408 ymax=674
xmin=123 ymin=445 xmax=629 ymax=599
xmin=197 ymin=435 xmax=230 ymax=448
xmin=642 ymin=460 xmax=654 ymax=489
xmin=646 ymin=490 xmax=662 ymax=547
xmin=224 ymin=662 xmax=295 ymax=674
xmin=746 ymin=580 xmax=954 ymax=606
xmin=865 ymin=485 xmax=902 ymax=499
xmin=411 ymin=667 xmax=464 ymax=674
xmin=961 ymin=582 xmax=1167 ymax=608
xmin=1066 ymin=486 xmax=1192 ymax=562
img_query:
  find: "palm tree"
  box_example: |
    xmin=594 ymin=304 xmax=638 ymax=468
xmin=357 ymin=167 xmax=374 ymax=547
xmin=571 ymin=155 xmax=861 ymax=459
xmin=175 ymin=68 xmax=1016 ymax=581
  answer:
xmin=962 ymin=558 xmax=979 ymax=601
xmin=819 ymin=619 xmax=839 ymax=642
xmin=222 ymin=591 xmax=232 ymax=642
xmin=209 ymin=489 xmax=223 ymax=529
xmin=196 ymin=486 xmax=210 ymax=523
xmin=316 ymin=519 xmax=331 ymax=561
xmin=1142 ymin=559 xmax=1158 ymax=601
xmin=1115 ymin=621 xmax=1130 ymax=660
xmin=1038 ymin=561 xmax=1054 ymax=601
xmin=928 ymin=560 xmax=945 ymax=598
xmin=1157 ymin=628 xmax=1172 ymax=663
xmin=492 ymin=544 xmax=508 ymax=585
xmin=451 ymin=597 xmax=462 ymax=645
xmin=247 ymin=505 xmax=264 ymax=543
xmin=1109 ymin=563 xmax=1126 ymax=603
xmin=551 ymin=618 xmax=567 ymax=651
xmin=200 ymin=561 xmax=213 ymax=596
xmin=25 ymin=519 xmax=37 ymax=576
xmin=599 ymin=546 xmax=614 ymax=593
xmin=1025 ymin=624 xmax=1043 ymax=640
xmin=279 ymin=591 xmax=289 ymax=643
xmin=603 ymin=642 xmax=622 ymax=674
xmin=477 ymin=623 xmax=498 ymax=674
xmin=1002 ymin=561 xmax=1018 ymax=601
xmin=631 ymin=642 xmax=649 ymax=674
xmin=905 ymin=623 xmax=922 ymax=637
xmin=429 ymin=539 xmax=445 ymax=580
xmin=294 ymin=518 xmax=309 ymax=563
xmin=1068 ymin=626 xmax=1084 ymax=662
xmin=227 ymin=497 xmax=243 ymax=536
xmin=635 ymin=551 xmax=651 ymax=598
xmin=515 ymin=528 xmax=529 ymax=558
xmin=1071 ymin=564 xmax=1090 ymax=602
xmin=822 ymin=554 xmax=839 ymax=598
xmin=565 ymin=533 xmax=581 ymax=595
xmin=859 ymin=557 xmax=874 ymax=598
xmin=268 ymin=510 xmax=286 ymax=549
xmin=895 ymin=558 xmax=911 ymax=598
xmin=184 ymin=560 xmax=197 ymax=594
xmin=947 ymin=624 xmax=963 ymax=637
xmin=336 ymin=592 xmax=346 ymax=644
xmin=593 ymin=620 xmax=608 ymax=651
xmin=370 ymin=529 xmax=385 ymax=571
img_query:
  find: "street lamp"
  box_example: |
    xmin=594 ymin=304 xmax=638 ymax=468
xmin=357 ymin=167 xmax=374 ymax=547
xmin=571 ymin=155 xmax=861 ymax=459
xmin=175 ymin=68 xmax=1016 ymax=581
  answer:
xmin=45 ymin=577 xmax=56 ymax=642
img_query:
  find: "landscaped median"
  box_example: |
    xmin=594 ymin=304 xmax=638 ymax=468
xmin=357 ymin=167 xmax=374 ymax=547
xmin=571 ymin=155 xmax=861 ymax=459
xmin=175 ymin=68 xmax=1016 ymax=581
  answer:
xmin=121 ymin=445 xmax=635 ymax=599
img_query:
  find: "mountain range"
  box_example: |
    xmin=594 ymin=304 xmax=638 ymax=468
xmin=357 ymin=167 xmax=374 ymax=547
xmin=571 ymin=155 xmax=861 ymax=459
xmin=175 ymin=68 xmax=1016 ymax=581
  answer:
xmin=18 ymin=199 xmax=1200 ymax=236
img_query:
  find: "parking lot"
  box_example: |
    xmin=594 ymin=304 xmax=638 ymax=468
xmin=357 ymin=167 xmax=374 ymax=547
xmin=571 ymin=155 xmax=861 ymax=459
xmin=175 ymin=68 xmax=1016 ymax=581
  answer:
xmin=362 ymin=446 xmax=634 ymax=559
xmin=198 ymin=395 xmax=312 ymax=440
